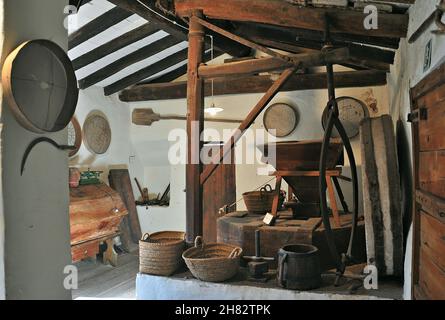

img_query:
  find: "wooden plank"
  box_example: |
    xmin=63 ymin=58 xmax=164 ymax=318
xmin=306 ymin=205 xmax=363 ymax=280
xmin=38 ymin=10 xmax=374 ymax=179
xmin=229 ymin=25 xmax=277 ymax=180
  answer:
xmin=108 ymin=0 xmax=250 ymax=57
xmin=416 ymin=190 xmax=445 ymax=224
xmin=141 ymin=50 xmax=224 ymax=84
xmin=119 ymin=70 xmax=387 ymax=101
xmin=174 ymin=0 xmax=409 ymax=38
xmin=72 ymin=23 xmax=160 ymax=70
xmin=200 ymin=68 xmax=296 ymax=185
xmin=234 ymin=22 xmax=401 ymax=50
xmin=419 ymin=150 xmax=445 ymax=199
xmin=418 ymin=246 xmax=445 ymax=300
xmin=104 ymin=48 xmax=188 ymax=96
xmin=69 ymin=6 xmax=132 ymax=49
xmin=411 ymin=63 xmax=445 ymax=99
xmin=198 ymin=48 xmax=350 ymax=79
xmin=79 ymin=35 xmax=181 ymax=89
xmin=420 ymin=212 xmax=445 ymax=274
xmin=417 ymin=83 xmax=445 ymax=152
xmin=186 ymin=11 xmax=205 ymax=244
xmin=108 ymin=169 xmax=142 ymax=243
xmin=203 ymin=144 xmax=236 ymax=242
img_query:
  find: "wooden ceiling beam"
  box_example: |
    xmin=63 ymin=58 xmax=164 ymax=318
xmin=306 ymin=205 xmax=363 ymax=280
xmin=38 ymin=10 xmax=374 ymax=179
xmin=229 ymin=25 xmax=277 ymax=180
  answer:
xmin=141 ymin=50 xmax=224 ymax=84
xmin=174 ymin=0 xmax=408 ymax=38
xmin=234 ymin=22 xmax=401 ymax=50
xmin=72 ymin=23 xmax=160 ymax=70
xmin=119 ymin=70 xmax=388 ymax=101
xmin=104 ymin=48 xmax=189 ymax=96
xmin=108 ymin=0 xmax=250 ymax=57
xmin=78 ymin=35 xmax=181 ymax=89
xmin=68 ymin=6 xmax=132 ymax=49
xmin=198 ymin=48 xmax=351 ymax=79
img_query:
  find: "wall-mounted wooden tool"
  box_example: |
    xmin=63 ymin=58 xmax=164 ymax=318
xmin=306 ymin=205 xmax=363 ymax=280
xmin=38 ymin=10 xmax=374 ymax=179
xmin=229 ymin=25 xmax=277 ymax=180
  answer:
xmin=132 ymin=108 xmax=244 ymax=126
xmin=135 ymin=178 xmax=150 ymax=208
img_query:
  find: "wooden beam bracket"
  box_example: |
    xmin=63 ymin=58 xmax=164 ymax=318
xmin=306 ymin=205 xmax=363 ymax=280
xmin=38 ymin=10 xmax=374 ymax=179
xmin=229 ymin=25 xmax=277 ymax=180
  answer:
xmin=200 ymin=67 xmax=296 ymax=185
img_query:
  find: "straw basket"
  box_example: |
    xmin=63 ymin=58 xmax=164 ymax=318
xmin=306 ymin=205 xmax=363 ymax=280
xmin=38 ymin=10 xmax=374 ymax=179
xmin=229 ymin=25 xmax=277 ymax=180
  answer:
xmin=182 ymin=236 xmax=243 ymax=282
xmin=243 ymin=184 xmax=283 ymax=214
xmin=139 ymin=231 xmax=185 ymax=276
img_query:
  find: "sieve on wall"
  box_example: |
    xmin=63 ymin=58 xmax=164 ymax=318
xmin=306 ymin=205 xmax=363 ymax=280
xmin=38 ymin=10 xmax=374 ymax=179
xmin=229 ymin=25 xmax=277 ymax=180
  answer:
xmin=2 ymin=39 xmax=78 ymax=133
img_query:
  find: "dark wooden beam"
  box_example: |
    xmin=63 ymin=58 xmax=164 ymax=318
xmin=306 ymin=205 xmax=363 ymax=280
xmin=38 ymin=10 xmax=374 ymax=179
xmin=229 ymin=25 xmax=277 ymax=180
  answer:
xmin=186 ymin=12 xmax=205 ymax=244
xmin=234 ymin=22 xmax=401 ymax=50
xmin=104 ymin=48 xmax=189 ymax=95
xmin=200 ymin=68 xmax=296 ymax=185
xmin=119 ymin=70 xmax=388 ymax=101
xmin=68 ymin=6 xmax=132 ymax=49
xmin=79 ymin=35 xmax=181 ymax=89
xmin=108 ymin=0 xmax=250 ymax=57
xmin=72 ymin=23 xmax=160 ymax=70
xmin=174 ymin=0 xmax=409 ymax=38
xmin=141 ymin=50 xmax=224 ymax=84
xmin=198 ymin=48 xmax=350 ymax=79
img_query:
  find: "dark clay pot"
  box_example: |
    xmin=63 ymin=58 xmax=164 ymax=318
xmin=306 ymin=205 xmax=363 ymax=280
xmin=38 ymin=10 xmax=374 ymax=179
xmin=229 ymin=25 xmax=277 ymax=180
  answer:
xmin=277 ymin=244 xmax=322 ymax=291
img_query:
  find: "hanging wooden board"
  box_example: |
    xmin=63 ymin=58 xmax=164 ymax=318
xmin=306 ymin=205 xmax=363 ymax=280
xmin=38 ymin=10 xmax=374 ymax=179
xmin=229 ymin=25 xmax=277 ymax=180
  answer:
xmin=2 ymin=40 xmax=78 ymax=133
xmin=108 ymin=169 xmax=142 ymax=244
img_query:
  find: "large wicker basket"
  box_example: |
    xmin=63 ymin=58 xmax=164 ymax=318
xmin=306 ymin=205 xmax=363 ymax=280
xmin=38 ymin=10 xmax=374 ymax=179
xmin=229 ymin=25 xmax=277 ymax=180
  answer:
xmin=243 ymin=184 xmax=284 ymax=214
xmin=139 ymin=231 xmax=185 ymax=276
xmin=182 ymin=236 xmax=243 ymax=283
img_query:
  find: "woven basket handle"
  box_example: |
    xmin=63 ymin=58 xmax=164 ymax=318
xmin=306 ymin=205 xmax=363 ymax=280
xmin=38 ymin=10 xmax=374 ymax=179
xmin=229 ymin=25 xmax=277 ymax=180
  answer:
xmin=194 ymin=236 xmax=204 ymax=250
xmin=260 ymin=184 xmax=273 ymax=200
xmin=141 ymin=233 xmax=150 ymax=241
xmin=229 ymin=247 xmax=242 ymax=258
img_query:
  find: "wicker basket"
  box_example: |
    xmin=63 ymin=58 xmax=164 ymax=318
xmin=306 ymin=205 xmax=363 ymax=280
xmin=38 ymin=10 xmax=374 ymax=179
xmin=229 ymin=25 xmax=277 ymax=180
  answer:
xmin=139 ymin=231 xmax=185 ymax=276
xmin=243 ymin=184 xmax=284 ymax=214
xmin=182 ymin=236 xmax=243 ymax=283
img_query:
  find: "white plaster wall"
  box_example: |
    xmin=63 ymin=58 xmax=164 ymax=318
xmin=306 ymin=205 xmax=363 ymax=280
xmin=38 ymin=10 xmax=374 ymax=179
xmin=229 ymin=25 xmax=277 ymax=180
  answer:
xmin=387 ymin=1 xmax=445 ymax=300
xmin=1 ymin=0 xmax=72 ymax=299
xmin=127 ymin=82 xmax=389 ymax=235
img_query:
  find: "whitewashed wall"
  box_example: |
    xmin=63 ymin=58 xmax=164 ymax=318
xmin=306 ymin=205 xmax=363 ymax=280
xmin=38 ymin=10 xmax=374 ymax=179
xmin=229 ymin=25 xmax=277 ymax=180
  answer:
xmin=387 ymin=0 xmax=445 ymax=300
xmin=1 ymin=0 xmax=72 ymax=299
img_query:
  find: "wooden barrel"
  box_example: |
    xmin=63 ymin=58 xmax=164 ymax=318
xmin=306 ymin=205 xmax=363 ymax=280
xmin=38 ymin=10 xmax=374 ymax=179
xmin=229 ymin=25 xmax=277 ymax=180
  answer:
xmin=278 ymin=244 xmax=322 ymax=290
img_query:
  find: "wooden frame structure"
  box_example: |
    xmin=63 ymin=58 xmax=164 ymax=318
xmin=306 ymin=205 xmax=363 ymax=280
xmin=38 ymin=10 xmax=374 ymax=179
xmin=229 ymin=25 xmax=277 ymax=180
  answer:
xmin=182 ymin=9 xmax=368 ymax=243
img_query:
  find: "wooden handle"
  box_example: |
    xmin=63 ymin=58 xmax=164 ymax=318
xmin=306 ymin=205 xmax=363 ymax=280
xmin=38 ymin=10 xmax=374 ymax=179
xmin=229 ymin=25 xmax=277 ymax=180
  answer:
xmin=194 ymin=236 xmax=204 ymax=249
xmin=141 ymin=233 xmax=150 ymax=241
xmin=229 ymin=247 xmax=242 ymax=258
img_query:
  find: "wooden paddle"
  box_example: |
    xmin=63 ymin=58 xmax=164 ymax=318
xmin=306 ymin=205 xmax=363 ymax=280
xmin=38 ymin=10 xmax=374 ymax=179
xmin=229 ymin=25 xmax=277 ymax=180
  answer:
xmin=132 ymin=108 xmax=244 ymax=126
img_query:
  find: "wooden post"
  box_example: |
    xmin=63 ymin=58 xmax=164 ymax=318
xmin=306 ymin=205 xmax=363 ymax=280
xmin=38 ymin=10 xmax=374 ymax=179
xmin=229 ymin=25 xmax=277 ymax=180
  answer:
xmin=186 ymin=10 xmax=205 ymax=244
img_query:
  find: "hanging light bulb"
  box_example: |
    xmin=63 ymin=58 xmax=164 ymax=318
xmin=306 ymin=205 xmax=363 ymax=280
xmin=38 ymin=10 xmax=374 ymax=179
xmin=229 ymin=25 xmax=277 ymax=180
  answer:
xmin=204 ymin=35 xmax=224 ymax=117
xmin=205 ymin=102 xmax=224 ymax=116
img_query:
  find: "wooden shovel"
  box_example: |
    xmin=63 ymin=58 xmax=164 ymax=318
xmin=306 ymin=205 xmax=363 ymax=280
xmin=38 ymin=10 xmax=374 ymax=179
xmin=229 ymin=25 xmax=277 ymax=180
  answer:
xmin=132 ymin=108 xmax=244 ymax=126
